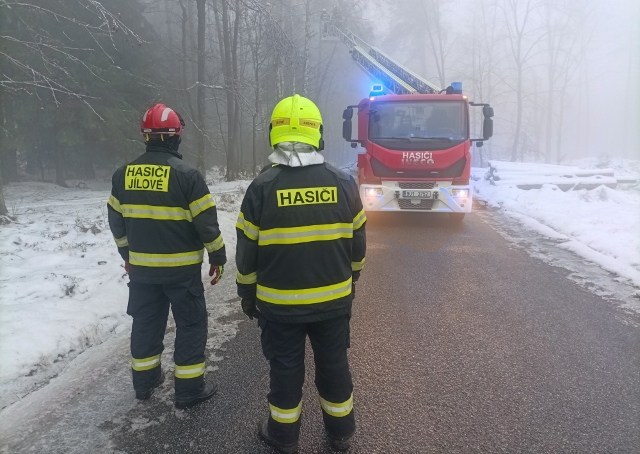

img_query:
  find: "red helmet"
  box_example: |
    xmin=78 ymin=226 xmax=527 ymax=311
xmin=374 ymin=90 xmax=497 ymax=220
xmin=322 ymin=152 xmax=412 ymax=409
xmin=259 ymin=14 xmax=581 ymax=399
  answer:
xmin=140 ymin=103 xmax=185 ymax=137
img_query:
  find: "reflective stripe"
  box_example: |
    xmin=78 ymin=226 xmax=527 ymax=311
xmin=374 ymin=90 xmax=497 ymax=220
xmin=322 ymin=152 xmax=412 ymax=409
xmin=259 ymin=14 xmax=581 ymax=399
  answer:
xmin=108 ymin=195 xmax=122 ymax=213
xmin=131 ymin=354 xmax=161 ymax=371
xmin=258 ymin=223 xmax=353 ymax=246
xmin=236 ymin=212 xmax=259 ymax=240
xmin=114 ymin=235 xmax=129 ymax=248
xmin=204 ymin=235 xmax=224 ymax=253
xmin=319 ymin=393 xmax=353 ymax=418
xmin=270 ymin=402 xmax=302 ymax=424
xmin=175 ymin=362 xmax=205 ymax=379
xmin=237 ymin=271 xmax=257 ymax=285
xmin=351 ymin=258 xmax=365 ymax=271
xmin=189 ymin=194 xmax=216 ymax=217
xmin=129 ymin=250 xmax=204 ymax=267
xmin=161 ymin=107 xmax=173 ymax=121
xmin=353 ymin=209 xmax=366 ymax=230
xmin=121 ymin=204 xmax=192 ymax=222
xmin=257 ymin=277 xmax=352 ymax=305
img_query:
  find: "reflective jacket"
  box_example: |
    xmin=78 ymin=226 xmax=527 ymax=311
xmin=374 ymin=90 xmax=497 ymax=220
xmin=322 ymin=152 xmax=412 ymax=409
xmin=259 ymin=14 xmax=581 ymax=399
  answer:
xmin=236 ymin=163 xmax=366 ymax=323
xmin=107 ymin=145 xmax=226 ymax=284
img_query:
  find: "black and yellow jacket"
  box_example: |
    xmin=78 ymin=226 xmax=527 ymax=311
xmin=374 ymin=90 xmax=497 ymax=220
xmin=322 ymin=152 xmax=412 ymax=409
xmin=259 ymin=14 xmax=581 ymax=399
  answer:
xmin=236 ymin=163 xmax=366 ymax=323
xmin=108 ymin=145 xmax=226 ymax=284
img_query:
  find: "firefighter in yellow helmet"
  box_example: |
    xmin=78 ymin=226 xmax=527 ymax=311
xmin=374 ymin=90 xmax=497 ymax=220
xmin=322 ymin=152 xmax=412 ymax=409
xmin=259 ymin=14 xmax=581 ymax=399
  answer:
xmin=236 ymin=95 xmax=366 ymax=453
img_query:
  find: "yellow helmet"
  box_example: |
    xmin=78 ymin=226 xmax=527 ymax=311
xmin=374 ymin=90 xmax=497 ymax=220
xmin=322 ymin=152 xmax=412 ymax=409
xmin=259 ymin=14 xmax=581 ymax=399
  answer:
xmin=269 ymin=94 xmax=324 ymax=150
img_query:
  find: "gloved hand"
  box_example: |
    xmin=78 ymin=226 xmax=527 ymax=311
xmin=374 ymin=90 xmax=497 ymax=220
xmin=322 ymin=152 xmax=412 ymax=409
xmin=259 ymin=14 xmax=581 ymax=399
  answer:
xmin=351 ymin=282 xmax=356 ymax=300
xmin=209 ymin=264 xmax=224 ymax=285
xmin=241 ymin=297 xmax=259 ymax=320
xmin=124 ymin=261 xmax=130 ymax=274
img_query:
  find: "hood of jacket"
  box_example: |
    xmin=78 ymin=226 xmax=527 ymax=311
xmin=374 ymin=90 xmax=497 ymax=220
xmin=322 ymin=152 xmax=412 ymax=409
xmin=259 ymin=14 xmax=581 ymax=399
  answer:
xmin=268 ymin=142 xmax=324 ymax=167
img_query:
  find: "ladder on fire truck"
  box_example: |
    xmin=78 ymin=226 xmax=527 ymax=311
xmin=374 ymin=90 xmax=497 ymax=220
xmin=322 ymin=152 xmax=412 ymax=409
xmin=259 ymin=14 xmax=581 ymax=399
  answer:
xmin=321 ymin=14 xmax=441 ymax=95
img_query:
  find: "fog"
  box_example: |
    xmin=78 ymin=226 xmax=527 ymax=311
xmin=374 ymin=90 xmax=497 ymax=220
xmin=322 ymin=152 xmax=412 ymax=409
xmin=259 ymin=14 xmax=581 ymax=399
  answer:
xmin=1 ymin=0 xmax=638 ymax=193
xmin=357 ymin=0 xmax=640 ymax=164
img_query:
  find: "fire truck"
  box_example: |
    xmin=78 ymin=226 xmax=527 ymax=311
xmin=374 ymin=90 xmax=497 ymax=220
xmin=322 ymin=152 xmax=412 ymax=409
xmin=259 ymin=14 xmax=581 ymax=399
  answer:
xmin=323 ymin=19 xmax=494 ymax=221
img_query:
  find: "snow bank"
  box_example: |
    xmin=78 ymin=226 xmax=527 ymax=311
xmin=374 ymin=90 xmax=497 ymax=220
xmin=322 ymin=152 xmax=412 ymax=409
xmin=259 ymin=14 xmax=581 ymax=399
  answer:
xmin=484 ymin=160 xmax=631 ymax=190
xmin=472 ymin=160 xmax=640 ymax=290
xmin=0 ymin=178 xmax=248 ymax=408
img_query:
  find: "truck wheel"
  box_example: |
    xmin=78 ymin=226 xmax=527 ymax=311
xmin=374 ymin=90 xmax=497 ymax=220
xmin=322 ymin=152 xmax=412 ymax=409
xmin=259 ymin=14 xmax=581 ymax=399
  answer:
xmin=449 ymin=213 xmax=465 ymax=223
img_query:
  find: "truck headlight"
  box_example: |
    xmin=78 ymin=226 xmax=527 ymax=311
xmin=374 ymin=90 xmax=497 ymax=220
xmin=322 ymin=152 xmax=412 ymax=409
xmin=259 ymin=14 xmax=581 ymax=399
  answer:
xmin=365 ymin=188 xmax=384 ymax=198
xmin=451 ymin=189 xmax=469 ymax=198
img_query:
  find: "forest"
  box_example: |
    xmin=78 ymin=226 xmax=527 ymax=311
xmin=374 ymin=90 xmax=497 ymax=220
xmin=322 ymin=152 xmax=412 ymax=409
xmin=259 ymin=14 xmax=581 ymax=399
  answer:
xmin=0 ymin=0 xmax=637 ymax=215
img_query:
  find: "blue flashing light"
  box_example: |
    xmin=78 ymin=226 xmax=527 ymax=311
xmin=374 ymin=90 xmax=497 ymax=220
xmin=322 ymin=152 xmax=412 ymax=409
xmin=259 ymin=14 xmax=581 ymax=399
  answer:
xmin=451 ymin=81 xmax=463 ymax=94
xmin=369 ymin=84 xmax=384 ymax=97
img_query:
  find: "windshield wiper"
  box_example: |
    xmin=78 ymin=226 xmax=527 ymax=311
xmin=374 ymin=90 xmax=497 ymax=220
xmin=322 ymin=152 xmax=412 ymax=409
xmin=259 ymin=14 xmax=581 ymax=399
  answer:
xmin=376 ymin=136 xmax=413 ymax=142
xmin=376 ymin=136 xmax=454 ymax=142
xmin=411 ymin=136 xmax=453 ymax=142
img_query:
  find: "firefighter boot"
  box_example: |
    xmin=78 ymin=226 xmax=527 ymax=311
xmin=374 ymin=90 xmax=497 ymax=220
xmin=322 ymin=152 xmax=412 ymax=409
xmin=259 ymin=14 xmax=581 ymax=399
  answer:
xmin=328 ymin=434 xmax=352 ymax=451
xmin=175 ymin=379 xmax=218 ymax=409
xmin=257 ymin=418 xmax=299 ymax=454
xmin=135 ymin=369 xmax=165 ymax=400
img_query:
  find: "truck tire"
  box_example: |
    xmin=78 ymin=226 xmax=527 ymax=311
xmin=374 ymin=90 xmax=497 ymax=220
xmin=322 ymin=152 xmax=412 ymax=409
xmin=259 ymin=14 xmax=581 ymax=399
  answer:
xmin=449 ymin=213 xmax=465 ymax=223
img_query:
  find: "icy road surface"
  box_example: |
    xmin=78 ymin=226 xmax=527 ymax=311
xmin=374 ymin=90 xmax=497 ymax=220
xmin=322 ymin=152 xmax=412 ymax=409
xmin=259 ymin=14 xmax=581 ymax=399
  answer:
xmin=3 ymin=212 xmax=637 ymax=453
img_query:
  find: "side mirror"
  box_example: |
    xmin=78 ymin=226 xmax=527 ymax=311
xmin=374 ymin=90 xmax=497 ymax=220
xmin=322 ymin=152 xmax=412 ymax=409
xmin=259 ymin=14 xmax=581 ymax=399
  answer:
xmin=483 ymin=118 xmax=493 ymax=140
xmin=342 ymin=119 xmax=352 ymax=141
xmin=483 ymin=106 xmax=494 ymax=118
xmin=476 ymin=141 xmax=484 ymax=148
xmin=342 ymin=107 xmax=353 ymax=120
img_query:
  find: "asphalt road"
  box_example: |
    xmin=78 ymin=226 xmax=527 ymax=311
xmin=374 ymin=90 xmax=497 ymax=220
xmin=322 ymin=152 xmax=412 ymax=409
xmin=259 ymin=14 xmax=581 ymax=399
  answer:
xmin=4 ymin=211 xmax=638 ymax=453
xmin=107 ymin=211 xmax=640 ymax=453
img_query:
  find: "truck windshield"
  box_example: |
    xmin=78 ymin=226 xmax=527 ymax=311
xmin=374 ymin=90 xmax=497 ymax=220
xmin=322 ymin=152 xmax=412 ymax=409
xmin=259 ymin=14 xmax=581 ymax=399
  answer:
xmin=369 ymin=101 xmax=467 ymax=144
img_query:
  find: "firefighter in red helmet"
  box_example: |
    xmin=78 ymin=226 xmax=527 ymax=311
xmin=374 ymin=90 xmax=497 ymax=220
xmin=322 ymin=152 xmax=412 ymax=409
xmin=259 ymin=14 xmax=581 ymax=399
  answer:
xmin=107 ymin=103 xmax=226 ymax=408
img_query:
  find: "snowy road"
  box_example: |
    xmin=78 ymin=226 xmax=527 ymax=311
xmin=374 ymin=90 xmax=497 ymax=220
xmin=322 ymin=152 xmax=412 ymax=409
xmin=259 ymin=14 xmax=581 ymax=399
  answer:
xmin=4 ymin=210 xmax=638 ymax=453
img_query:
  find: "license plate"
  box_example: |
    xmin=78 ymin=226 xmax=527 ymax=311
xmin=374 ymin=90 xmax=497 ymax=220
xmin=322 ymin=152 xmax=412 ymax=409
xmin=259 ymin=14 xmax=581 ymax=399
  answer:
xmin=402 ymin=190 xmax=432 ymax=199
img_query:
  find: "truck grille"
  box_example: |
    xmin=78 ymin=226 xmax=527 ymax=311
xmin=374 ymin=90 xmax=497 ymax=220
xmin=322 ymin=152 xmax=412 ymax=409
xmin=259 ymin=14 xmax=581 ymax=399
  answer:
xmin=398 ymin=199 xmax=434 ymax=210
xmin=398 ymin=182 xmax=435 ymax=189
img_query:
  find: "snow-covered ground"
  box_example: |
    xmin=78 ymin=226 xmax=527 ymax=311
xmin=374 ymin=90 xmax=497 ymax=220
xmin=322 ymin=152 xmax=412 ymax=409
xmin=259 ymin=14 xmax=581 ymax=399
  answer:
xmin=0 ymin=175 xmax=249 ymax=409
xmin=1 ymin=158 xmax=639 ymax=411
xmin=472 ymin=158 xmax=640 ymax=309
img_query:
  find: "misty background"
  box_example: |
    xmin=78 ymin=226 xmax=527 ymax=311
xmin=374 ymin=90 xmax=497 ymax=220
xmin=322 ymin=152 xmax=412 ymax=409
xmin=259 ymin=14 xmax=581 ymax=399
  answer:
xmin=0 ymin=0 xmax=638 ymax=196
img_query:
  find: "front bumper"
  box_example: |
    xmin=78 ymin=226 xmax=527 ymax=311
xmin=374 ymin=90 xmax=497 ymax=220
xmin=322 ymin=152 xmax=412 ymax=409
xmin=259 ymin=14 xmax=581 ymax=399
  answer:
xmin=360 ymin=181 xmax=472 ymax=213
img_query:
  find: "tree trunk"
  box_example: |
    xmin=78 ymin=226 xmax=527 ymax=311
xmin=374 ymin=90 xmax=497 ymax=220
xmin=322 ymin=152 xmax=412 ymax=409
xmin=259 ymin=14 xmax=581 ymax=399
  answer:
xmin=301 ymin=0 xmax=311 ymax=94
xmin=545 ymin=61 xmax=555 ymax=163
xmin=84 ymin=155 xmax=96 ymax=179
xmin=195 ymin=0 xmax=206 ymax=175
xmin=164 ymin=0 xmax=175 ymax=48
xmin=231 ymin=0 xmax=242 ymax=176
xmin=0 ymin=28 xmax=16 ymax=189
xmin=220 ymin=0 xmax=236 ymax=180
xmin=179 ymin=0 xmax=196 ymax=123
xmin=252 ymin=113 xmax=257 ymax=176
xmin=218 ymin=0 xmax=242 ymax=181
xmin=511 ymin=62 xmax=523 ymax=162
xmin=555 ymin=93 xmax=566 ymax=164
xmin=584 ymin=61 xmax=590 ymax=157
xmin=0 ymin=86 xmax=7 ymax=215
xmin=544 ymin=2 xmax=562 ymax=164
xmin=1 ymin=149 xmax=18 ymax=182
xmin=555 ymin=73 xmax=571 ymax=164
xmin=54 ymin=137 xmax=68 ymax=188
xmin=211 ymin=0 xmax=228 ymax=159
xmin=0 ymin=172 xmax=8 ymax=216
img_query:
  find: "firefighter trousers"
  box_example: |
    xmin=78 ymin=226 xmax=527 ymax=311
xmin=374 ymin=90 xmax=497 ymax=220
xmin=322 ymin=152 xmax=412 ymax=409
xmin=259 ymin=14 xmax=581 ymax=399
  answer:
xmin=259 ymin=314 xmax=355 ymax=444
xmin=127 ymin=272 xmax=208 ymax=398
